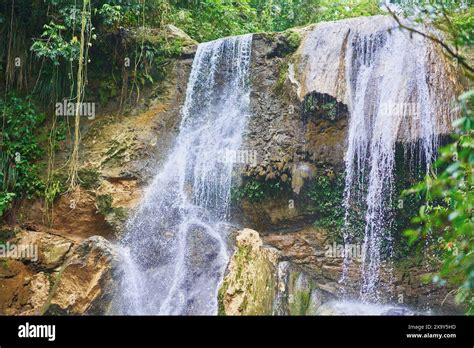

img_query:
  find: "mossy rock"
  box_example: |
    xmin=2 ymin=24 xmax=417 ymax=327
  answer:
xmin=78 ymin=168 xmax=101 ymax=190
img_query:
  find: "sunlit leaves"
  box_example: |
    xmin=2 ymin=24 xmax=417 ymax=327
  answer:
xmin=403 ymin=90 xmax=474 ymax=314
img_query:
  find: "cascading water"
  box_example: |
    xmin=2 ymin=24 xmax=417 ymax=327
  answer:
xmin=340 ymin=21 xmax=451 ymax=302
xmin=115 ymin=34 xmax=253 ymax=315
xmin=292 ymin=15 xmax=457 ymax=312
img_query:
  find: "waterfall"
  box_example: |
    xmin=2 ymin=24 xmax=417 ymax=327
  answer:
xmin=291 ymin=15 xmax=457 ymax=308
xmin=340 ymin=21 xmax=449 ymax=302
xmin=115 ymin=34 xmax=253 ymax=315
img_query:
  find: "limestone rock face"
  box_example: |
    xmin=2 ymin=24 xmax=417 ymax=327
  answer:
xmin=165 ymin=24 xmax=196 ymax=44
xmin=244 ymin=32 xmax=348 ymax=184
xmin=14 ymin=230 xmax=73 ymax=269
xmin=219 ymin=229 xmax=279 ymax=315
xmin=219 ymin=229 xmax=332 ymax=315
xmin=241 ymin=15 xmax=461 ymax=198
xmin=44 ymin=236 xmax=120 ymax=315
xmin=293 ymin=15 xmax=460 ymax=140
xmin=1 ymin=270 xmax=51 ymax=316
xmin=17 ymin=272 xmax=51 ymax=315
xmin=0 ymin=227 xmax=75 ymax=315
xmin=219 ymin=228 xmax=463 ymax=315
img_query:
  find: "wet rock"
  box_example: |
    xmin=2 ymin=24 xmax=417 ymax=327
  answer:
xmin=293 ymin=15 xmax=460 ymax=141
xmin=14 ymin=272 xmax=51 ymax=315
xmin=44 ymin=236 xmax=121 ymax=315
xmin=219 ymin=229 xmax=279 ymax=315
xmin=0 ymin=260 xmax=35 ymax=314
xmin=219 ymin=228 xmax=333 ymax=315
xmin=14 ymin=230 xmax=73 ymax=270
xmin=383 ymin=307 xmax=416 ymax=316
xmin=165 ymin=24 xmax=195 ymax=43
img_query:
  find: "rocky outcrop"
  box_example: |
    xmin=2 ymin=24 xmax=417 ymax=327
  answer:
xmin=13 ymin=230 xmax=73 ymax=269
xmin=219 ymin=229 xmax=279 ymax=315
xmin=232 ymin=18 xmax=464 ymax=312
xmin=1 ymin=269 xmax=51 ymax=316
xmin=44 ymin=236 xmax=120 ymax=315
xmin=2 ymin=26 xmax=196 ymax=315
xmin=219 ymin=229 xmax=335 ymax=315
xmin=219 ymin=229 xmax=463 ymax=315
xmin=292 ymin=15 xmax=460 ymax=139
xmin=2 ymin=17 xmax=466 ymax=316
xmin=244 ymin=31 xmax=348 ymax=184
xmin=0 ymin=228 xmax=120 ymax=315
xmin=237 ymin=16 xmax=461 ymax=223
xmin=0 ymin=227 xmax=74 ymax=315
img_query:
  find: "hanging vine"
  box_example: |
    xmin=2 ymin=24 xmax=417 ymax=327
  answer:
xmin=66 ymin=0 xmax=92 ymax=198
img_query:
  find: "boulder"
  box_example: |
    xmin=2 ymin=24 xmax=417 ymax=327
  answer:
xmin=14 ymin=230 xmax=73 ymax=269
xmin=219 ymin=229 xmax=279 ymax=315
xmin=218 ymin=228 xmax=332 ymax=315
xmin=44 ymin=236 xmax=120 ymax=315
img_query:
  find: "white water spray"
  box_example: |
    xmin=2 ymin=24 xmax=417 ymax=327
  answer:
xmin=115 ymin=34 xmax=253 ymax=315
xmin=341 ymin=21 xmax=446 ymax=302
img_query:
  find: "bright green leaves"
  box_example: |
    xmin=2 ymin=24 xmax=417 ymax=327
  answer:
xmin=403 ymin=90 xmax=474 ymax=314
xmin=31 ymin=22 xmax=81 ymax=65
xmin=0 ymin=95 xmax=45 ymax=212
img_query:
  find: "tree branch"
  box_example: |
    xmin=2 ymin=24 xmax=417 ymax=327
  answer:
xmin=385 ymin=4 xmax=474 ymax=74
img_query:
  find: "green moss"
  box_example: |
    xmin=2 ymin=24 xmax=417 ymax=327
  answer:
xmin=290 ymin=289 xmax=312 ymax=315
xmin=0 ymin=259 xmax=9 ymax=270
xmin=306 ymin=173 xmax=346 ymax=239
xmin=284 ymin=31 xmax=301 ymax=53
xmin=217 ymin=281 xmax=227 ymax=316
xmin=234 ymin=244 xmax=252 ymax=279
xmin=245 ymin=253 xmax=275 ymax=315
xmin=232 ymin=177 xmax=290 ymax=203
xmin=274 ymin=61 xmax=289 ymax=95
xmin=96 ymin=194 xmax=114 ymax=215
xmin=78 ymin=168 xmax=101 ymax=190
xmin=220 ymin=240 xmax=276 ymax=315
xmin=95 ymin=194 xmax=128 ymax=232
xmin=112 ymin=206 xmax=127 ymax=221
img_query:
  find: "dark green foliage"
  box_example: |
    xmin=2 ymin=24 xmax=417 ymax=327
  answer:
xmin=78 ymin=168 xmax=100 ymax=190
xmin=250 ymin=0 xmax=382 ymax=32
xmin=232 ymin=177 xmax=290 ymax=203
xmin=0 ymin=95 xmax=45 ymax=216
xmin=285 ymin=31 xmax=301 ymax=52
xmin=310 ymin=0 xmax=382 ymax=23
xmin=0 ymin=0 xmax=390 ymax=109
xmin=306 ymin=173 xmax=345 ymax=233
xmin=96 ymin=194 xmax=113 ymax=215
xmin=404 ymin=90 xmax=474 ymax=314
xmin=302 ymin=92 xmax=347 ymax=124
